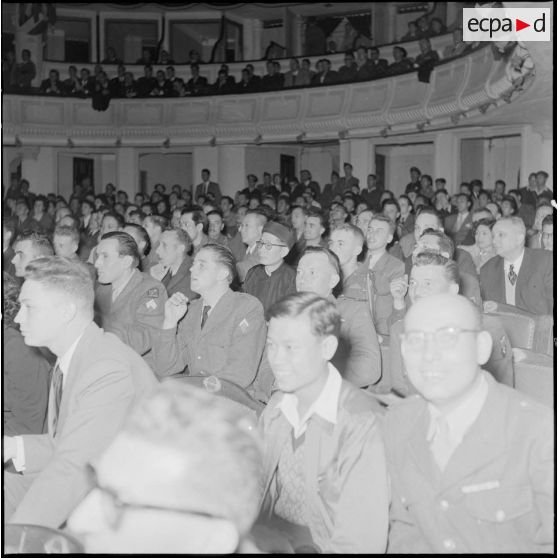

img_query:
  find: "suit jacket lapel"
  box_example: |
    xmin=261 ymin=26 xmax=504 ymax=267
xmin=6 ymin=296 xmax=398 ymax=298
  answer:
xmin=516 ymin=248 xmax=531 ymax=292
xmin=165 ymin=258 xmax=190 ymax=293
xmin=112 ymin=269 xmax=142 ymax=311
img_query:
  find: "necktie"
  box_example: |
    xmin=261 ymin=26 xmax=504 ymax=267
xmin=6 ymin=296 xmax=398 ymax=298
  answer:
xmin=508 ymin=264 xmax=517 ymax=286
xmin=201 ymin=305 xmax=211 ymax=329
xmin=430 ymin=416 xmax=453 ymax=472
xmin=51 ymin=364 xmax=63 ymax=435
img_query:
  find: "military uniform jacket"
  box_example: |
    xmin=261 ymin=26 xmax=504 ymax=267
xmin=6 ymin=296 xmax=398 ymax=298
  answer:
xmin=259 ymin=376 xmax=389 ymax=553
xmin=332 ymin=296 xmax=381 ymax=388
xmin=384 ymin=372 xmax=554 ymax=554
xmin=161 ymin=256 xmax=196 ymax=300
xmin=151 ymin=289 xmax=266 ymax=387
xmin=8 ymin=323 xmax=157 ymax=527
xmin=94 ymin=268 xmax=167 ymax=366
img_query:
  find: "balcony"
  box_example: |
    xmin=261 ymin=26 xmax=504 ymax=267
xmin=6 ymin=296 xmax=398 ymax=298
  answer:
xmin=3 ymin=44 xmax=527 ymax=148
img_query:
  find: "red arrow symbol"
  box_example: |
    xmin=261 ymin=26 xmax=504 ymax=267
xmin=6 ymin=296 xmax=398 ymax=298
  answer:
xmin=516 ymin=18 xmax=530 ymax=31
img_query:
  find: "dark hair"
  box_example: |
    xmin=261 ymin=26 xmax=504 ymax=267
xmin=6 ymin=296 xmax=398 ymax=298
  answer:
xmin=3 ymin=272 xmax=21 ymax=328
xmin=124 ymin=223 xmax=151 ymax=257
xmin=305 ymin=207 xmax=328 ymax=234
xmin=419 ymin=228 xmax=455 ymax=258
xmin=53 ymin=225 xmax=80 ymax=246
xmin=221 ymin=195 xmax=234 ymax=207
xmin=472 ymin=217 xmax=495 ymax=235
xmin=370 ymin=213 xmax=396 ymax=235
xmin=420 ymin=174 xmax=433 ymax=185
xmin=100 ymin=231 xmax=141 ymax=267
xmin=501 ymin=195 xmax=517 ymax=214
xmin=416 ymin=206 xmax=443 ymax=227
xmin=266 ymin=292 xmax=341 ymax=339
xmin=144 ymin=214 xmax=168 ymax=231
xmin=181 ymin=206 xmax=208 ymax=233
xmin=162 ymin=227 xmax=191 ymax=254
xmin=541 ymin=214 xmax=553 ymax=228
xmin=382 ymin=198 xmax=400 ymax=213
xmin=102 ymin=211 xmax=125 ymax=229
xmin=199 ymin=244 xmax=237 ymax=285
xmin=299 ymin=246 xmax=341 ymax=281
xmin=14 ymin=231 xmax=54 ymax=256
xmin=413 ymin=252 xmax=459 ymax=285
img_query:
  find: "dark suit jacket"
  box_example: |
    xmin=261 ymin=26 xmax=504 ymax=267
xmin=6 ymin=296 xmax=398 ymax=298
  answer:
xmin=151 ymin=289 xmax=267 ymax=388
xmin=384 ymin=372 xmax=553 ymax=553
xmin=7 ymin=322 xmax=157 ymax=527
xmin=161 ymin=256 xmax=196 ymax=300
xmin=194 ymin=181 xmax=222 ymax=202
xmin=311 ymin=70 xmax=337 ymax=85
xmin=479 ymin=248 xmax=554 ymax=315
xmin=445 ymin=211 xmax=475 ymax=246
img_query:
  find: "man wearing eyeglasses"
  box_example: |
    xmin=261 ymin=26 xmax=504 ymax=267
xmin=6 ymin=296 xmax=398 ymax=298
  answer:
xmin=384 ymin=293 xmax=553 ymax=553
xmin=67 ymin=382 xmax=263 ymax=553
xmin=243 ymin=221 xmax=296 ymax=313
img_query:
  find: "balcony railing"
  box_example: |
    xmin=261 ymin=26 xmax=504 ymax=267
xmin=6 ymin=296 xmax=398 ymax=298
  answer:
xmin=3 ymin=44 xmax=528 ymax=148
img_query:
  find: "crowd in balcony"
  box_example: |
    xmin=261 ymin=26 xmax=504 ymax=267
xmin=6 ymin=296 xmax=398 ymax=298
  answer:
xmin=2 ymin=151 xmax=554 ymax=552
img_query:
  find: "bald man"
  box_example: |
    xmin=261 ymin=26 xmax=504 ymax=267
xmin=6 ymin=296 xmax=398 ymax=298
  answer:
xmin=384 ymin=294 xmax=553 ymax=553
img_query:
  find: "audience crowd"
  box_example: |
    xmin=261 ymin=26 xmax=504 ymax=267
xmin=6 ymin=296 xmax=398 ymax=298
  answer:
xmin=2 ymin=159 xmax=554 ymax=553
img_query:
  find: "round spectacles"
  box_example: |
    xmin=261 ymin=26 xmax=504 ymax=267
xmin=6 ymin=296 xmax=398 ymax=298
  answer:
xmin=400 ymin=327 xmax=479 ymax=351
xmin=256 ymin=240 xmax=286 ymax=251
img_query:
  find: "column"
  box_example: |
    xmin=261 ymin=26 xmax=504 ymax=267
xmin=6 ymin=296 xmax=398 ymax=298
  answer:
xmin=218 ymin=145 xmax=247 ymax=197
xmin=520 ymin=124 xmax=553 ymax=189
xmin=252 ymin=19 xmax=263 ymax=61
xmin=116 ymin=148 xmax=139 ymax=198
xmin=347 ymin=138 xmax=372 ymax=187
xmin=2 ymin=148 xmax=22 ymax=191
xmin=21 ymin=147 xmax=56 ymax=195
xmin=293 ymin=14 xmax=304 ymax=57
xmin=434 ymin=132 xmax=459 ymax=194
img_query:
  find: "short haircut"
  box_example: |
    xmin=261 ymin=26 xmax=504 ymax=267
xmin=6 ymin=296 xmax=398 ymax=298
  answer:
xmin=245 ymin=208 xmax=268 ymax=227
xmin=144 ymin=214 xmax=168 ymax=231
xmin=541 ymin=214 xmax=553 ymax=228
xmin=536 ymin=170 xmax=548 ymax=179
xmin=124 ymin=223 xmax=151 ymax=256
xmin=472 ymin=217 xmax=495 ymax=235
xmin=398 ymin=194 xmax=413 ymax=209
xmin=162 ymin=227 xmax=191 ymax=253
xmin=478 ymin=189 xmax=491 ymax=200
xmin=182 ymin=206 xmax=208 ymax=233
xmin=128 ymin=209 xmax=146 ymax=221
xmin=266 ymin=292 xmax=341 ymax=339
xmin=299 ymin=246 xmax=341 ymax=280
xmin=207 ymin=209 xmax=224 ymax=220
xmin=202 ymin=168 xmax=210 ymax=175
xmin=416 ymin=206 xmax=443 ymax=227
xmin=501 ymin=195 xmax=517 ymax=214
xmin=24 ymin=256 xmax=94 ymax=315
xmin=435 ymin=178 xmax=447 ymax=185
xmin=457 ymin=193 xmax=472 ymax=207
xmin=420 ymin=174 xmax=433 ymax=185
xmin=14 ymin=231 xmax=54 ymax=257
xmin=221 ymin=195 xmax=234 ymax=207
xmin=499 ymin=216 xmax=526 ymax=237
xmin=102 ymin=211 xmax=125 ymax=229
xmin=332 ymin=223 xmax=365 ymax=247
xmin=305 ymin=206 xmax=328 ymax=232
xmin=382 ymin=198 xmax=400 ymax=213
xmin=100 ymin=231 xmax=141 ymax=267
xmin=199 ymin=244 xmax=237 ymax=285
xmin=420 ymin=228 xmax=455 ymax=258
xmin=114 ymin=381 xmax=262 ymax=535
xmin=53 ymin=225 xmax=80 ymax=246
xmin=413 ymin=252 xmax=459 ymax=285
xmin=370 ymin=213 xmax=396 ymax=235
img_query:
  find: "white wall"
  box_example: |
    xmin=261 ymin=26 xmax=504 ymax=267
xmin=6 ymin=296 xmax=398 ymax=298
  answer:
xmin=376 ymin=143 xmax=434 ymax=196
xmin=460 ymin=138 xmax=484 ymax=185
xmin=485 ymin=136 xmax=521 ymax=191
xmin=300 ymin=145 xmax=336 ymax=188
xmin=244 ymin=144 xmax=301 ymax=184
xmin=139 ymin=153 xmax=193 ymax=193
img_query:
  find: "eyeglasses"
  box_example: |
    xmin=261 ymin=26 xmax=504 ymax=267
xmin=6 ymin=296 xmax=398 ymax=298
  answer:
xmin=400 ymin=327 xmax=479 ymax=351
xmin=85 ymin=463 xmax=223 ymax=530
xmin=256 ymin=240 xmax=286 ymax=251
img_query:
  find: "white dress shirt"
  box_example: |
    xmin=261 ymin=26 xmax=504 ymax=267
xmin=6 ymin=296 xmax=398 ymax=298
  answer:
xmin=503 ymin=249 xmax=525 ymax=306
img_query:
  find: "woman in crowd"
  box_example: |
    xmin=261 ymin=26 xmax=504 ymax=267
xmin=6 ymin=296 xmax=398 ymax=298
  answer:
xmin=31 ymin=195 xmax=54 ymax=234
xmin=459 ymin=218 xmax=497 ymax=275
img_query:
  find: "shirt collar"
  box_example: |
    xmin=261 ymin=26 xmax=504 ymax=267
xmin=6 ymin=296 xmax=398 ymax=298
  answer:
xmin=504 ymin=248 xmax=525 ymax=271
xmin=278 ymin=363 xmax=342 ymax=438
xmin=57 ymin=330 xmax=86 ymax=385
xmin=427 ymin=371 xmax=489 ymax=445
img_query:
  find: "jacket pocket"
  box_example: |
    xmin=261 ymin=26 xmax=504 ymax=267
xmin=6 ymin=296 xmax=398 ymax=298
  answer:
xmin=463 ymin=484 xmax=533 ymax=522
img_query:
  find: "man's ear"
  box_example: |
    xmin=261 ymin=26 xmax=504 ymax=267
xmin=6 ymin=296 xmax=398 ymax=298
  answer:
xmin=329 ymin=272 xmax=340 ymax=291
xmin=61 ymin=301 xmax=78 ymax=323
xmin=321 ymin=334 xmax=338 ymax=361
xmin=279 ymin=246 xmax=289 ymax=259
xmin=476 ymin=330 xmax=493 ymax=365
xmin=449 ymin=282 xmax=459 ymax=295
xmin=387 ymin=233 xmax=394 ymax=245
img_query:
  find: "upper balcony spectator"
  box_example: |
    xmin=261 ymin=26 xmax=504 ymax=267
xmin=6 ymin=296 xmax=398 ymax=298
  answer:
xmin=137 ymin=65 xmax=157 ymax=97
xmin=188 ymin=49 xmax=203 ymax=65
xmin=355 ymin=46 xmax=372 ymax=81
xmin=401 ymin=21 xmax=420 ymax=42
xmin=40 ymin=69 xmax=63 ymax=96
xmin=429 ymin=17 xmax=447 ymax=37
xmin=79 ymin=67 xmax=95 ymax=97
xmin=14 ymin=49 xmax=36 ymax=91
xmin=413 ymin=38 xmax=440 ymax=82
xmin=261 ymin=60 xmax=284 ymax=91
xmin=443 ymin=28 xmax=470 ymax=58
xmin=109 ymin=64 xmax=126 ymax=97
xmin=2 ymin=50 xmax=17 ymax=90
xmin=62 ymin=65 xmax=82 ymax=96
xmin=213 ymin=68 xmax=235 ymax=94
xmin=158 ymin=49 xmax=175 ymax=65
xmin=387 ymin=46 xmax=414 ymax=75
xmin=337 ymin=52 xmax=358 ymax=83
xmin=305 ymin=17 xmax=327 ymax=55
xmin=101 ymin=46 xmax=122 ymax=65
xmin=123 ymin=72 xmax=138 ymax=98
xmin=187 ymin=63 xmax=208 ymax=95
xmin=311 ymin=58 xmax=337 ymax=86
xmin=367 ymin=46 xmax=389 ymax=78
xmin=326 ymin=40 xmax=338 ymax=55
xmin=415 ymin=15 xmax=432 ymax=39
xmin=151 ymin=69 xmax=173 ymax=97
xmin=136 ymin=47 xmax=154 ymax=66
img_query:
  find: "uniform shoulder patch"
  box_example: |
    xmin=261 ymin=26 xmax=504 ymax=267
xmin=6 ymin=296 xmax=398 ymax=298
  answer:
xmin=147 ymin=288 xmax=159 ymax=298
xmin=238 ymin=318 xmax=250 ymax=333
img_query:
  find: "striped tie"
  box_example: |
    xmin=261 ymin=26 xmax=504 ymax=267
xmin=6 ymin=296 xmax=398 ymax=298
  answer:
xmin=51 ymin=364 xmax=63 ymax=436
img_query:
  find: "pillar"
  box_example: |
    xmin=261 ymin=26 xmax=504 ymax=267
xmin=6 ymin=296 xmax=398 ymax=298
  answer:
xmin=116 ymin=148 xmax=139 ymax=198
xmin=340 ymin=138 xmax=373 ymax=187
xmin=218 ymin=145 xmax=247 ymax=197
xmin=293 ymin=14 xmax=304 ymax=57
xmin=520 ymin=124 xmax=553 ymax=189
xmin=434 ymin=132 xmax=459 ymax=193
xmin=21 ymin=147 xmax=56 ymax=195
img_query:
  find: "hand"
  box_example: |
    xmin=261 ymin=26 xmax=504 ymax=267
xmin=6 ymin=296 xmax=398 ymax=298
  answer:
xmin=163 ymin=292 xmax=189 ymax=329
xmin=3 ymin=436 xmax=16 ymax=463
xmin=390 ymin=274 xmax=409 ymax=305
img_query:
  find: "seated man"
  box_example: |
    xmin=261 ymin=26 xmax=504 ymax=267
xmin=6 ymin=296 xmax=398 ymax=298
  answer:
xmin=142 ymin=214 xmax=167 ymax=271
xmin=244 ymin=221 xmax=296 ymax=313
xmin=3 ymin=257 xmax=157 ymax=528
xmin=480 ymin=217 xmax=553 ymax=315
xmin=151 ymin=244 xmax=266 ymax=388
xmin=94 ymin=231 xmax=167 ymax=368
xmin=53 ymin=225 xmax=96 ymax=281
xmin=297 ymin=247 xmax=381 ymax=388
xmin=343 ymin=215 xmax=405 ymax=336
xmin=67 ymin=382 xmax=263 ymax=553
xmin=237 ymin=209 xmax=268 ymax=283
xmin=257 ymin=292 xmax=388 ymax=553
xmin=151 ymin=228 xmax=196 ymax=300
xmin=11 ymin=231 xmax=54 ymax=284
xmin=179 ymin=207 xmax=209 ymax=256
xmin=123 ymin=223 xmax=151 ymax=273
xmin=388 ymin=253 xmax=513 ymax=396
xmin=384 ymin=293 xmax=553 ymax=553
xmin=207 ymin=209 xmax=231 ymax=247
